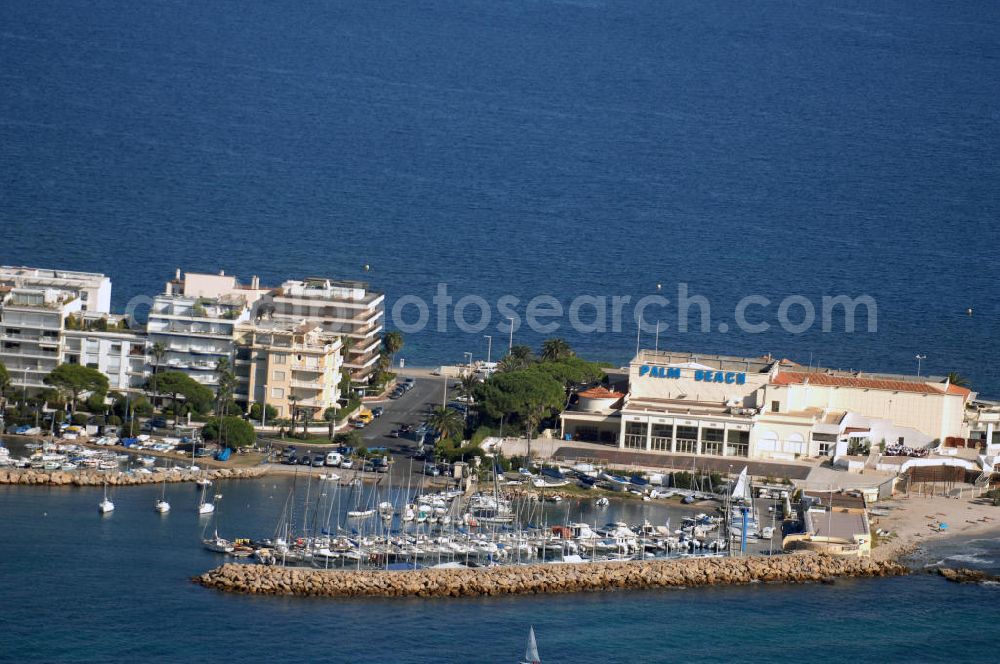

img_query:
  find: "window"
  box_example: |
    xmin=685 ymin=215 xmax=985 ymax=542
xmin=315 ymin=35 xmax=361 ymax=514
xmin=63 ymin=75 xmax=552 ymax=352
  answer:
xmin=271 ymin=387 xmax=285 ymax=398
xmin=273 ymin=370 xmax=286 ymax=381
xmin=771 ymin=400 xmax=780 ymax=413
xmin=624 ymin=421 xmax=647 ymax=449
xmin=651 ymin=423 xmax=672 ymax=451
xmin=273 ymin=354 xmax=288 ymax=365
xmin=727 ymin=430 xmax=749 ymax=458
xmin=4 ymin=342 xmax=19 ymax=350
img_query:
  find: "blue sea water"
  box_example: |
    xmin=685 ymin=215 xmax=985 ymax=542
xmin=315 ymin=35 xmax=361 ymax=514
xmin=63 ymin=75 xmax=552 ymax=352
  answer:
xmin=1 ymin=0 xmax=999 ymax=393
xmin=2 ymin=1 xmax=1000 ymax=660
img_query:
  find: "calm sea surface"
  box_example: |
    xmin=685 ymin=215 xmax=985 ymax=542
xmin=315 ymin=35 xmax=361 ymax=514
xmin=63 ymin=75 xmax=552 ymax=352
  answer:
xmin=2 ymin=1 xmax=1000 ymax=661
xmin=1 ymin=0 xmax=998 ymax=393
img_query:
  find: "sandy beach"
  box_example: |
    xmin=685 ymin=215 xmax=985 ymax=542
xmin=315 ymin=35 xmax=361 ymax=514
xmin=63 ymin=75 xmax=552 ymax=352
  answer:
xmin=870 ymin=493 xmax=999 ymax=561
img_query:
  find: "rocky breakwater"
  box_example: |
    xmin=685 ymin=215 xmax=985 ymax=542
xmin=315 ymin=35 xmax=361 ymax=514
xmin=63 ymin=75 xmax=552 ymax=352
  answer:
xmin=195 ymin=554 xmax=909 ymax=599
xmin=0 ymin=466 xmax=268 ymax=486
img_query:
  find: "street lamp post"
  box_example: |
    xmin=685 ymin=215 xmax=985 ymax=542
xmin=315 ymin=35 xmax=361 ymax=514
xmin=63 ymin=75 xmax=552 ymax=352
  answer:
xmin=483 ymin=335 xmax=492 ymax=364
xmin=915 ymin=354 xmax=927 ymax=376
xmin=463 ymin=352 xmax=473 ymax=374
xmin=507 ymin=317 xmax=514 ymax=353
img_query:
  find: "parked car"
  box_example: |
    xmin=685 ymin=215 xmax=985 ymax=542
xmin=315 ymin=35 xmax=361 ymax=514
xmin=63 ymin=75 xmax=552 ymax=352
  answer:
xmin=300 ymin=455 xmax=314 ymax=466
xmin=284 ymin=455 xmax=298 ymax=465
xmin=340 ymin=458 xmax=354 ymax=470
xmin=423 ymin=464 xmax=440 ymax=477
xmin=389 ymin=429 xmax=401 ymax=438
xmin=362 ymin=461 xmax=375 ymax=473
xmin=149 ymin=417 xmax=168 ymax=429
xmin=312 ymin=455 xmax=325 ymax=467
xmin=352 ymin=420 xmax=366 ymax=429
xmin=371 ymin=406 xmax=384 ymax=418
xmin=325 ymin=452 xmax=343 ymax=467
xmin=403 ymin=377 xmax=415 ymax=385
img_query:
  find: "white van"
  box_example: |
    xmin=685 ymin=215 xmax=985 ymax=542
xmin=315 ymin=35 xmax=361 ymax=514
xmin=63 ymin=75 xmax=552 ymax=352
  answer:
xmin=325 ymin=452 xmax=343 ymax=467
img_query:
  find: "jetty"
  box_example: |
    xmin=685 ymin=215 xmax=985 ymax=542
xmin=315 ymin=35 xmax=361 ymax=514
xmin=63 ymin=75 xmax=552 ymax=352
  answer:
xmin=194 ymin=554 xmax=907 ymax=598
xmin=0 ymin=466 xmax=267 ymax=486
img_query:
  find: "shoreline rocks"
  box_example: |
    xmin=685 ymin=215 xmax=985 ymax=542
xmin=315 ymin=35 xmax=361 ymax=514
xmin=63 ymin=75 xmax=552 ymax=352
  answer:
xmin=194 ymin=554 xmax=908 ymax=599
xmin=0 ymin=466 xmax=268 ymax=486
xmin=936 ymin=567 xmax=1000 ymax=584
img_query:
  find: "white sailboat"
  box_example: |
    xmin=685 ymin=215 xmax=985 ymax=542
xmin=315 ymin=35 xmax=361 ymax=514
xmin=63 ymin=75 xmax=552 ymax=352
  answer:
xmin=520 ymin=626 xmax=541 ymax=664
xmin=155 ymin=475 xmax=170 ymax=513
xmin=198 ymin=487 xmax=215 ymax=515
xmin=98 ymin=482 xmax=115 ymax=514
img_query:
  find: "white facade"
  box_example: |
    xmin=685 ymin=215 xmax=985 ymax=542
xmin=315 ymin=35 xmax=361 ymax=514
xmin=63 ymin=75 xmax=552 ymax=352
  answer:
xmin=270 ymin=278 xmax=384 ymax=383
xmin=0 ymin=266 xmax=111 ymax=313
xmin=561 ymin=348 xmax=974 ymax=462
xmin=146 ymin=294 xmax=249 ymax=388
xmin=0 ymin=288 xmax=82 ymax=390
xmin=63 ymin=316 xmax=147 ymax=393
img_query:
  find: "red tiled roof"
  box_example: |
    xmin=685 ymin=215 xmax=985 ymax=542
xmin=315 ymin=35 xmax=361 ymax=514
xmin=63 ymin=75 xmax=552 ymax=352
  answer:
xmin=578 ymin=387 xmax=625 ymax=399
xmin=772 ymin=371 xmax=969 ymax=396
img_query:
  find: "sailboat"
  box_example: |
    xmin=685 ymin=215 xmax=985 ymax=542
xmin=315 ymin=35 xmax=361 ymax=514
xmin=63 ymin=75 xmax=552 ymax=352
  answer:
xmin=155 ymin=475 xmax=170 ymax=513
xmin=98 ymin=481 xmax=115 ymax=514
xmin=520 ymin=626 xmax=541 ymax=664
xmin=198 ymin=486 xmax=215 ymax=515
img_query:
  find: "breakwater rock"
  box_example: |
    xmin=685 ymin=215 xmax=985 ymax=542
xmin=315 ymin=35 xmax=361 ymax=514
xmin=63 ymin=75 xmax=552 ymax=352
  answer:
xmin=195 ymin=554 xmax=908 ymax=599
xmin=0 ymin=466 xmax=268 ymax=486
xmin=936 ymin=567 xmax=1000 ymax=584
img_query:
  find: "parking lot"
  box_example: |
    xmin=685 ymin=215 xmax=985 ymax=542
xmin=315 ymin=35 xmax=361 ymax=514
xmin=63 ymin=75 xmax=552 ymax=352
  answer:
xmin=264 ymin=372 xmax=462 ymax=484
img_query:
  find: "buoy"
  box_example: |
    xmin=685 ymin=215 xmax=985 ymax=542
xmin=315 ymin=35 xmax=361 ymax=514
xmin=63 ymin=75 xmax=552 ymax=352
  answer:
xmin=966 ymin=308 xmax=973 ymax=316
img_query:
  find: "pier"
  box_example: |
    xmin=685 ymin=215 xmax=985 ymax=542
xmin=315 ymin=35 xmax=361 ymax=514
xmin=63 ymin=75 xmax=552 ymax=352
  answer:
xmin=194 ymin=554 xmax=908 ymax=598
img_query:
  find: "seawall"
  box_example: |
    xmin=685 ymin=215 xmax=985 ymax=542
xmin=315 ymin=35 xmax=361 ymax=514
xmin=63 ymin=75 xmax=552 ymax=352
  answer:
xmin=194 ymin=554 xmax=908 ymax=599
xmin=0 ymin=466 xmax=267 ymax=486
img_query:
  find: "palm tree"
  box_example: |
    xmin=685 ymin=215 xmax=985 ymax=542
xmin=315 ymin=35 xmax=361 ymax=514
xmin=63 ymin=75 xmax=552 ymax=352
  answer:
xmin=382 ymin=331 xmax=404 ymax=369
xmin=150 ymin=342 xmax=167 ymax=408
xmin=324 ymin=406 xmax=339 ymax=440
xmin=429 ymin=406 xmax=464 ymax=441
xmin=498 ymin=345 xmax=535 ymax=373
xmin=946 ymin=371 xmax=969 ymax=387
xmin=0 ymin=361 xmax=10 ymax=412
xmin=540 ymin=338 xmax=573 ymax=362
xmin=288 ymin=394 xmax=299 ymax=438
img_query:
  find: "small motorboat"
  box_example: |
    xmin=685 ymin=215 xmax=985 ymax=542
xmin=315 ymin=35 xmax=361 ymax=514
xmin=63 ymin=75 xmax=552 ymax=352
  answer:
xmin=155 ymin=499 xmax=171 ymax=514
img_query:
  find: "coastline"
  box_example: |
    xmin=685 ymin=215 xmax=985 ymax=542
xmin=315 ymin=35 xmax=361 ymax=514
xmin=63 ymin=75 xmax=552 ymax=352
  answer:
xmin=870 ymin=493 xmax=999 ymax=562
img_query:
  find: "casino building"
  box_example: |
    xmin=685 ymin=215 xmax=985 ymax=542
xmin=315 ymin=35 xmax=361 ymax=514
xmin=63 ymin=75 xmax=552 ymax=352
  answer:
xmin=559 ymin=349 xmax=974 ymax=461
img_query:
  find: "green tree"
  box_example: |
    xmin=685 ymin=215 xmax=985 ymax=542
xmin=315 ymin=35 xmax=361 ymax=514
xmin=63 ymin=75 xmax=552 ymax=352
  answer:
xmin=382 ymin=331 xmax=404 ymax=369
xmin=84 ymin=392 xmax=108 ymax=414
xmin=153 ymin=371 xmax=214 ymax=417
xmin=947 ymin=371 xmax=969 ymax=387
xmin=473 ymin=368 xmax=565 ymax=426
xmin=149 ymin=342 xmax=167 ymax=408
xmin=214 ymin=357 xmax=236 ymax=414
xmin=540 ymin=338 xmax=574 ymax=362
xmin=324 ymin=406 xmax=339 ymax=439
xmin=202 ymin=415 xmax=256 ymax=448
xmin=534 ymin=356 xmax=605 ymax=388
xmin=44 ymin=364 xmax=109 ymax=412
xmin=249 ymin=402 xmax=278 ymax=422
xmin=0 ymin=361 xmax=10 ymax=410
xmin=429 ymin=406 xmax=464 ymax=441
xmin=333 ymin=430 xmax=363 ymax=448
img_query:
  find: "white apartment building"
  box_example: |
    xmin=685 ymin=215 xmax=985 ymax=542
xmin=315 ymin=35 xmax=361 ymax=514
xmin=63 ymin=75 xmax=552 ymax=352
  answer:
xmin=146 ymin=271 xmax=268 ymax=389
xmin=62 ymin=313 xmax=147 ymax=394
xmin=269 ymin=278 xmax=384 ymax=385
xmin=0 ymin=287 xmax=82 ymax=391
xmin=234 ymin=321 xmax=343 ymax=419
xmin=0 ymin=266 xmax=112 ymax=313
